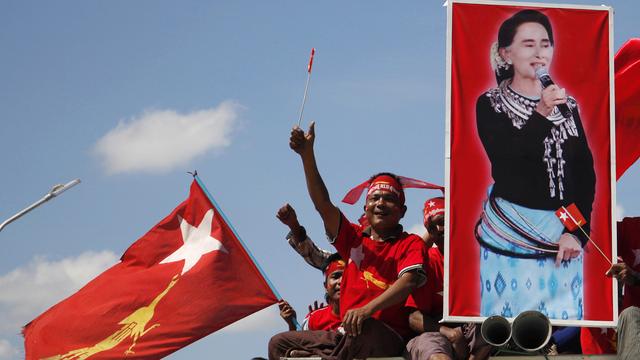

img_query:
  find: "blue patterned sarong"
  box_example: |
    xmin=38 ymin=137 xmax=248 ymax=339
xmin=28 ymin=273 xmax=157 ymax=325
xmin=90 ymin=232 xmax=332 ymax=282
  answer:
xmin=478 ymin=186 xmax=584 ymax=320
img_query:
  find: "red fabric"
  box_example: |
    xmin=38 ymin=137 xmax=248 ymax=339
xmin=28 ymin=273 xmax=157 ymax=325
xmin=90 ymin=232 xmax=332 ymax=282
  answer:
xmin=615 ymin=39 xmax=640 ymax=179
xmin=423 ymin=197 xmax=445 ymax=225
xmin=618 ymin=217 xmax=640 ymax=309
xmin=308 ymin=48 xmax=315 ymax=73
xmin=23 ymin=180 xmax=278 ymax=359
xmin=449 ymin=2 xmax=614 ymax=322
xmin=305 ymin=306 xmax=342 ymax=331
xmin=341 ymin=175 xmax=443 ymax=205
xmin=367 ymin=175 xmax=404 ymax=204
xmin=580 ymin=327 xmax=616 ymax=355
xmin=406 ymin=247 xmax=445 ymax=317
xmin=332 ymin=213 xmax=426 ymax=338
xmin=324 ymin=259 xmax=346 ymax=278
xmin=556 ymin=203 xmax=588 ymax=232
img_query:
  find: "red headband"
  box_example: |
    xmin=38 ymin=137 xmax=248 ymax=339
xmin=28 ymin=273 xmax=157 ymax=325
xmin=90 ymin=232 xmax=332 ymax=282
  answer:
xmin=423 ymin=197 xmax=445 ymax=225
xmin=324 ymin=259 xmax=345 ymax=278
xmin=342 ymin=175 xmax=444 ymax=205
xmin=366 ymin=175 xmax=404 ymax=203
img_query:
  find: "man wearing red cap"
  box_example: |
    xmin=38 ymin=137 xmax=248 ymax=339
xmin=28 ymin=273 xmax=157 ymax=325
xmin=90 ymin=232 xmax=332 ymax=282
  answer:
xmin=268 ymin=122 xmax=427 ymax=359
xmin=405 ymin=197 xmax=491 ymax=360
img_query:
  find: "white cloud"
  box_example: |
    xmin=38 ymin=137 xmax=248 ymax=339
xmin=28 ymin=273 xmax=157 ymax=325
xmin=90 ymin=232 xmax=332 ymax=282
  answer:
xmin=616 ymin=204 xmax=625 ymax=221
xmin=0 ymin=339 xmax=19 ymax=360
xmin=94 ymin=101 xmax=241 ymax=175
xmin=220 ymin=305 xmax=281 ymax=334
xmin=0 ymin=251 xmax=118 ymax=348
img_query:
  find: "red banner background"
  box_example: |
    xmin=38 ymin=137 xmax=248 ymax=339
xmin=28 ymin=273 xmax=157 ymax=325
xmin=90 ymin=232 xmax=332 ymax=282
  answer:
xmin=448 ymin=2 xmax=614 ymax=323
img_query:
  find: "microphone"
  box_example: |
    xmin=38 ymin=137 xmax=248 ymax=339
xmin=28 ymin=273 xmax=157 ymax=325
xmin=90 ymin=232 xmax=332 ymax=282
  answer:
xmin=535 ymin=67 xmax=572 ymax=118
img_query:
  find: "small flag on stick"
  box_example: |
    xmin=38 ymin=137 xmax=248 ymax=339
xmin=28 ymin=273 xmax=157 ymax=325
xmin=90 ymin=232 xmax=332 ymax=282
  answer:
xmin=555 ymin=203 xmax=611 ymax=265
xmin=298 ymin=48 xmax=316 ymax=126
xmin=555 ymin=203 xmax=587 ymax=232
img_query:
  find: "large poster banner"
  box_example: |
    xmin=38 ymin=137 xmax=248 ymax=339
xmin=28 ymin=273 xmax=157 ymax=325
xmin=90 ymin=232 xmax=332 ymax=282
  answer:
xmin=444 ymin=0 xmax=616 ymax=326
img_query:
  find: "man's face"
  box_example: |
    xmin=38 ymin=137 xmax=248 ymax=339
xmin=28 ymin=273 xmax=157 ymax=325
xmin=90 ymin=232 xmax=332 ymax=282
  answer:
xmin=325 ymin=268 xmax=343 ymax=302
xmin=364 ymin=189 xmax=406 ymax=232
xmin=426 ymin=213 xmax=445 ymax=247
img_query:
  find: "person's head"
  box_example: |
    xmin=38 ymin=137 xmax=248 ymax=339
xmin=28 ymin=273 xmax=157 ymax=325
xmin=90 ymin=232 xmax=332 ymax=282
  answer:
xmin=493 ymin=9 xmax=555 ymax=84
xmin=423 ymin=197 xmax=445 ymax=248
xmin=321 ymin=253 xmax=345 ymax=304
xmin=363 ymin=172 xmax=407 ymax=233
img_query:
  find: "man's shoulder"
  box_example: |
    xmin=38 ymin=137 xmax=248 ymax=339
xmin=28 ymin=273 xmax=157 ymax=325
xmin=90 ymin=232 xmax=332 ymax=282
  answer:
xmin=398 ymin=232 xmax=428 ymax=248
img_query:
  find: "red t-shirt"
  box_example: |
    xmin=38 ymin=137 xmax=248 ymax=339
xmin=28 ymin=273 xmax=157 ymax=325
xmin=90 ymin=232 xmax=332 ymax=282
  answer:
xmin=305 ymin=306 xmax=341 ymax=331
xmin=332 ymin=212 xmax=426 ymax=338
xmin=406 ymin=246 xmax=444 ymax=317
xmin=618 ymin=217 xmax=640 ymax=309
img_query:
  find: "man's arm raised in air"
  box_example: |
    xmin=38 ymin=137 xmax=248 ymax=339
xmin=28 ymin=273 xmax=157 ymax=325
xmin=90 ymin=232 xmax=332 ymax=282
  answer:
xmin=277 ymin=203 xmax=331 ymax=270
xmin=289 ymin=122 xmax=341 ymax=239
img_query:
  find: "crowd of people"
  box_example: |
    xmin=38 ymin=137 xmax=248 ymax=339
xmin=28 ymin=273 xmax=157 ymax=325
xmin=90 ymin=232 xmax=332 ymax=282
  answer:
xmin=253 ymin=121 xmax=640 ymax=360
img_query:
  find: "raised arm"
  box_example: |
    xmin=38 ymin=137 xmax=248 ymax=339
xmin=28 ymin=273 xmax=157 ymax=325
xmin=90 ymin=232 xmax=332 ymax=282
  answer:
xmin=289 ymin=122 xmax=341 ymax=238
xmin=277 ymin=203 xmax=331 ymax=270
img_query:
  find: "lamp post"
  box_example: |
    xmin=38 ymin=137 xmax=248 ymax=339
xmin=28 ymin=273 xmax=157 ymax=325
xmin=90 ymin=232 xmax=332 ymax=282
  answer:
xmin=0 ymin=179 xmax=81 ymax=233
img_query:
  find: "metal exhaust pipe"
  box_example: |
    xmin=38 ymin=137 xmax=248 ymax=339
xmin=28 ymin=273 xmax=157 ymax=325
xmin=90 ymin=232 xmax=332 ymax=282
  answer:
xmin=511 ymin=311 xmax=552 ymax=352
xmin=480 ymin=315 xmax=512 ymax=347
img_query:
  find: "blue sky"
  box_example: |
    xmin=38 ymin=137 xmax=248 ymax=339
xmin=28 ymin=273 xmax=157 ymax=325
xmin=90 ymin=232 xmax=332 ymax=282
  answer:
xmin=0 ymin=1 xmax=638 ymax=358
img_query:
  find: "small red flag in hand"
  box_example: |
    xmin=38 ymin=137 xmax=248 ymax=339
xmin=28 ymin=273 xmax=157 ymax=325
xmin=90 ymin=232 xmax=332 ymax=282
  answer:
xmin=556 ymin=203 xmax=587 ymax=232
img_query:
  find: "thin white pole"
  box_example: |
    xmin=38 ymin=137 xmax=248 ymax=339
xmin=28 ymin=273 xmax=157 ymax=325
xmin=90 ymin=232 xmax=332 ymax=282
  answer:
xmin=297 ymin=48 xmax=315 ymax=127
xmin=0 ymin=179 xmax=81 ymax=232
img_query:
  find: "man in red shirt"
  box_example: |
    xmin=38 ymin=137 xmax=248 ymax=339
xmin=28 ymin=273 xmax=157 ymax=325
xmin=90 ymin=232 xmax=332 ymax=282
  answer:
xmin=304 ymin=254 xmax=345 ymax=331
xmin=406 ymin=197 xmax=491 ymax=360
xmin=268 ymin=122 xmax=427 ymax=360
xmin=278 ymin=253 xmax=344 ymax=332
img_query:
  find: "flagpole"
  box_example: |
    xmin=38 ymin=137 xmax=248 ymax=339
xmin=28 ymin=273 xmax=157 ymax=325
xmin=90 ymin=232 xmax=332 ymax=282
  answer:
xmin=561 ymin=205 xmax=611 ymax=265
xmin=195 ymin=176 xmax=282 ymax=299
xmin=297 ymin=48 xmax=315 ymax=127
xmin=194 ymin=176 xmax=302 ymax=330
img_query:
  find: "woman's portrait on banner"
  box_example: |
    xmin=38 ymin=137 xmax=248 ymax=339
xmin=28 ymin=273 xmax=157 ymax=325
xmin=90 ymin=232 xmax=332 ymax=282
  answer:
xmin=446 ymin=0 xmax=615 ymax=326
xmin=475 ymin=9 xmax=594 ymax=320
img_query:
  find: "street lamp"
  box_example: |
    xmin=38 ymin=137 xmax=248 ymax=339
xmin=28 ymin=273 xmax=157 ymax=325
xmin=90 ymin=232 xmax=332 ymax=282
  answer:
xmin=0 ymin=179 xmax=81 ymax=232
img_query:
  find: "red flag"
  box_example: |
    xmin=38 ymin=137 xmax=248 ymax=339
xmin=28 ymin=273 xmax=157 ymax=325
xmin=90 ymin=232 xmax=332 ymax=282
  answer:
xmin=23 ymin=179 xmax=278 ymax=359
xmin=555 ymin=203 xmax=588 ymax=232
xmin=615 ymin=38 xmax=640 ymax=179
xmin=580 ymin=327 xmax=616 ymax=355
xmin=307 ymin=48 xmax=315 ymax=73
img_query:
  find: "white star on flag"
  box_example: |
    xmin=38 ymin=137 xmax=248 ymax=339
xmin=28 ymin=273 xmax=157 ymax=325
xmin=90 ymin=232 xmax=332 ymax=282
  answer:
xmin=558 ymin=211 xmax=568 ymax=221
xmin=428 ymin=201 xmax=436 ymax=207
xmin=160 ymin=209 xmax=227 ymax=275
xmin=632 ymin=249 xmax=640 ymax=267
xmin=350 ymin=244 xmax=365 ymax=269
